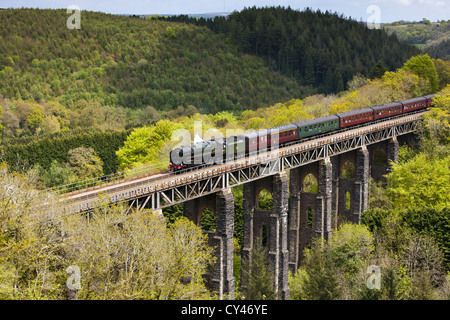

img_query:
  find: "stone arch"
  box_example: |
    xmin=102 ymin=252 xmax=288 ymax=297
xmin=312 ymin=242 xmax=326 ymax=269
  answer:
xmin=373 ymin=148 xmax=387 ymax=167
xmin=257 ymin=188 xmax=273 ymax=210
xmin=345 ymin=191 xmax=351 ymax=210
xmin=200 ymin=207 xmax=216 ymax=232
xmin=191 ymin=202 xmax=215 ymax=228
xmin=302 ymin=173 xmax=318 ymax=193
xmin=182 ymin=190 xmax=235 ymax=299
xmin=340 ymin=160 xmax=356 ymax=179
xmin=241 ymin=172 xmax=289 ymax=299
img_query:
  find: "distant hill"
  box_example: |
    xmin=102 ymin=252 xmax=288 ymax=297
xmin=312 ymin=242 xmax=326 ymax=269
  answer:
xmin=383 ymin=20 xmax=450 ymax=60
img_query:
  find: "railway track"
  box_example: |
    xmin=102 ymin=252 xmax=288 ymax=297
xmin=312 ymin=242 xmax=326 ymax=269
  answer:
xmin=60 ymin=110 xmax=427 ymax=212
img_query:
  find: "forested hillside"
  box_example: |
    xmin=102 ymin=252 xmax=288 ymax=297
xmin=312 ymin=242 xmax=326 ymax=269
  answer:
xmin=0 ymin=7 xmax=419 ymax=117
xmin=161 ymin=6 xmax=420 ymax=93
xmin=0 ymin=8 xmax=302 ymax=114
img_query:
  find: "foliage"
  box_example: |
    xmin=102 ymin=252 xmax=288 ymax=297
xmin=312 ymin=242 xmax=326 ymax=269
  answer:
xmin=1 ymin=129 xmax=129 ymax=176
xmin=66 ymin=147 xmax=103 ymax=181
xmin=386 ymin=153 xmax=450 ymax=209
xmin=35 ymin=160 xmax=75 ymax=188
xmin=240 ymin=244 xmax=277 ymax=300
xmin=0 ymin=164 xmax=67 ymax=299
xmin=383 ymin=20 xmax=450 ymax=60
xmin=116 ymin=120 xmax=181 ymax=170
xmin=327 ymin=224 xmax=375 ymax=277
xmin=0 ymin=165 xmax=215 ymax=299
xmin=290 ymin=218 xmax=449 ymax=300
xmin=368 ymin=178 xmax=392 ymax=210
xmin=0 ymin=105 xmax=4 ymax=140
xmin=426 ymin=40 xmax=450 ymax=61
xmin=163 ymin=7 xmax=419 ymax=94
xmin=421 ymin=84 xmax=450 ymax=157
xmin=0 ymin=8 xmax=304 ymax=114
xmin=63 ymin=208 xmax=214 ymax=300
xmin=362 ymin=207 xmax=450 ymax=270
xmin=369 ymin=60 xmax=387 ymax=79
xmin=299 ymin=239 xmax=344 ymax=300
xmin=403 ymin=54 xmax=439 ymax=93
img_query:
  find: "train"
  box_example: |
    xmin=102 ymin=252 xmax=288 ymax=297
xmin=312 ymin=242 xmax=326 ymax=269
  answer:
xmin=169 ymin=94 xmax=437 ymax=171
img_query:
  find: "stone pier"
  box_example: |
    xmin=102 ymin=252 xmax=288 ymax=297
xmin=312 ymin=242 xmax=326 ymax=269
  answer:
xmin=241 ymin=171 xmax=290 ymax=300
xmin=183 ymin=189 xmax=235 ymax=299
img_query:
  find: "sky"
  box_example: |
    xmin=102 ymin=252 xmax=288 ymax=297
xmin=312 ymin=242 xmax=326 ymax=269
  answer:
xmin=0 ymin=0 xmax=448 ymax=23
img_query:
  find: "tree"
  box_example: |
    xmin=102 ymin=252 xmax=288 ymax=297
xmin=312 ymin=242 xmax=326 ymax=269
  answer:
xmin=63 ymin=207 xmax=214 ymax=299
xmin=0 ymin=164 xmax=215 ymax=300
xmin=304 ymin=50 xmax=316 ymax=86
xmin=301 ymin=239 xmax=343 ymax=300
xmin=0 ymin=106 xmax=4 ymax=141
xmin=241 ymin=244 xmax=277 ymax=300
xmin=66 ymin=147 xmax=103 ymax=181
xmin=116 ymin=120 xmax=181 ymax=169
xmin=36 ymin=160 xmax=75 ymax=188
xmin=386 ymin=153 xmax=450 ymax=209
xmin=0 ymin=163 xmax=67 ymax=299
xmin=26 ymin=105 xmax=44 ymax=133
xmin=327 ymin=223 xmax=375 ymax=277
xmin=421 ymin=85 xmax=450 ymax=157
xmin=370 ymin=60 xmax=387 ymax=79
xmin=403 ymin=54 xmax=439 ymax=93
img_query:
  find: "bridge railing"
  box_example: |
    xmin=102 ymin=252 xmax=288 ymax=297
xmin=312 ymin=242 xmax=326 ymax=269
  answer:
xmin=45 ymin=162 xmax=168 ymax=195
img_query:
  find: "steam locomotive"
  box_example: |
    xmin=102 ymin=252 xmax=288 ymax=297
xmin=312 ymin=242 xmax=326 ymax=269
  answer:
xmin=169 ymin=94 xmax=436 ymax=171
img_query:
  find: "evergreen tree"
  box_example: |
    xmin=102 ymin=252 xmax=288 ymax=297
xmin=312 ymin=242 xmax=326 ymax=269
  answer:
xmin=241 ymin=244 xmax=278 ymax=300
xmin=370 ymin=60 xmax=388 ymax=79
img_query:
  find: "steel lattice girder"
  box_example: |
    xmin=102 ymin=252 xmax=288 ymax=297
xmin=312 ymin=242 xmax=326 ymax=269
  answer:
xmin=69 ymin=115 xmax=423 ymax=213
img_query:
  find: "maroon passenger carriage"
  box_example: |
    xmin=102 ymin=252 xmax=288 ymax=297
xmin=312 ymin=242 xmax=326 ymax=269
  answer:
xmin=336 ymin=107 xmax=374 ymax=128
xmin=401 ymin=96 xmax=428 ymax=113
xmin=371 ymin=101 xmax=403 ymax=120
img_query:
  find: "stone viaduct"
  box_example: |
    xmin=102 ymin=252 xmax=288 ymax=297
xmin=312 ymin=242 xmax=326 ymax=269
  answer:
xmin=66 ymin=112 xmax=424 ymax=300
xmin=182 ymin=136 xmax=408 ymax=300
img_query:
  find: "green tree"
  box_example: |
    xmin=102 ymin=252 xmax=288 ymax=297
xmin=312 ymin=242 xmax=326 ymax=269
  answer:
xmin=0 ymin=164 xmax=215 ymax=300
xmin=327 ymin=223 xmax=375 ymax=277
xmin=63 ymin=207 xmax=214 ymax=299
xmin=421 ymin=85 xmax=450 ymax=157
xmin=241 ymin=244 xmax=278 ymax=300
xmin=116 ymin=120 xmax=181 ymax=169
xmin=0 ymin=163 xmax=67 ymax=299
xmin=26 ymin=105 xmax=44 ymax=133
xmin=36 ymin=160 xmax=75 ymax=188
xmin=386 ymin=153 xmax=450 ymax=209
xmin=66 ymin=147 xmax=103 ymax=181
xmin=370 ymin=60 xmax=387 ymax=79
xmin=0 ymin=106 xmax=4 ymax=141
xmin=403 ymin=54 xmax=439 ymax=93
xmin=301 ymin=239 xmax=343 ymax=300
